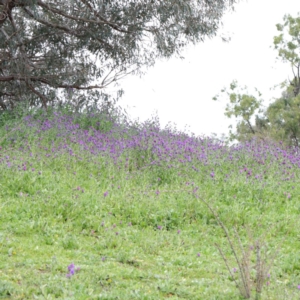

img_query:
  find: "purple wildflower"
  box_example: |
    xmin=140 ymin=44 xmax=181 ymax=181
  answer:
xmin=66 ymin=263 xmax=80 ymax=278
xmin=68 ymin=263 xmax=75 ymax=272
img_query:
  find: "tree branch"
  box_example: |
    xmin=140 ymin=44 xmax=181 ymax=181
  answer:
xmin=22 ymin=6 xmax=114 ymax=50
xmin=0 ymin=75 xmax=106 ymax=90
xmin=246 ymin=118 xmax=256 ymax=135
xmin=79 ymin=0 xmax=132 ymax=33
xmin=26 ymin=81 xmax=48 ymax=110
xmin=37 ymin=0 xmax=131 ymax=33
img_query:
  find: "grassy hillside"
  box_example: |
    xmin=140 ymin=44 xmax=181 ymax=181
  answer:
xmin=0 ymin=108 xmax=300 ymax=299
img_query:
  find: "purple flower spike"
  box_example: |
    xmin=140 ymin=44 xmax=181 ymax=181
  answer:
xmin=68 ymin=263 xmax=75 ymax=272
xmin=104 ymin=191 xmax=108 ymax=197
xmin=197 ymin=253 xmax=201 ymax=257
xmin=66 ymin=263 xmax=79 ymax=278
xmin=157 ymin=225 xmax=162 ymax=230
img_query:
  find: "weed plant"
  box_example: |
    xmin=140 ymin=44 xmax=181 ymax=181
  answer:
xmin=0 ymin=107 xmax=300 ymax=299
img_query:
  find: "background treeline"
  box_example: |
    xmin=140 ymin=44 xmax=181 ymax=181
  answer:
xmin=215 ymin=13 xmax=300 ymax=148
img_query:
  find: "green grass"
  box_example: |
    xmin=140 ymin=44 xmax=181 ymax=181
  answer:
xmin=0 ymin=109 xmax=300 ymax=299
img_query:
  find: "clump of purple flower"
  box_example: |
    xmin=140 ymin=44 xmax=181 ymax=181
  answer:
xmin=66 ymin=263 xmax=80 ymax=278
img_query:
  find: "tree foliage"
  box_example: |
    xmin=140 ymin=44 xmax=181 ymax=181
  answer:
xmin=274 ymin=13 xmax=300 ymax=97
xmin=0 ymin=0 xmax=237 ymax=111
xmin=216 ymin=13 xmax=300 ymax=147
xmin=213 ymin=81 xmax=265 ymax=142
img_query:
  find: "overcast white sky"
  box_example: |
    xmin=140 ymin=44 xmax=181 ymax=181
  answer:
xmin=114 ymin=0 xmax=299 ymax=138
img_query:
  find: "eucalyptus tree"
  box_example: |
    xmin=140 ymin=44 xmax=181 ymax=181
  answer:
xmin=0 ymin=0 xmax=237 ymax=111
xmin=274 ymin=13 xmax=300 ymax=97
xmin=266 ymin=13 xmax=300 ymax=147
xmin=263 ymin=13 xmax=300 ymax=148
xmin=215 ymin=13 xmax=300 ymax=147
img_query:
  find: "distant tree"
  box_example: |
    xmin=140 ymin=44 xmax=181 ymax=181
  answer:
xmin=273 ymin=14 xmax=300 ymax=97
xmin=0 ymin=0 xmax=237 ymax=111
xmin=213 ymin=80 xmax=266 ymax=142
xmin=265 ymin=92 xmax=300 ymax=147
xmin=268 ymin=13 xmax=300 ymax=147
xmin=215 ymin=13 xmax=300 ymax=147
